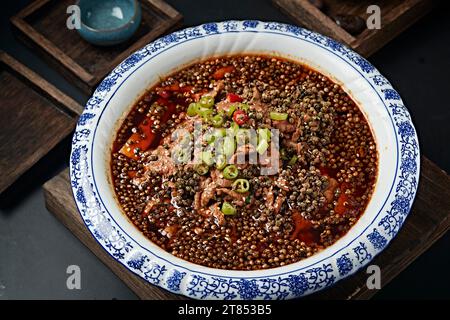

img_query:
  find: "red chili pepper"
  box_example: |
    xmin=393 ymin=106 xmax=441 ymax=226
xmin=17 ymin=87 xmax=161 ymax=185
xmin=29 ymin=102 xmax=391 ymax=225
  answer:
xmin=119 ymin=101 xmax=177 ymax=160
xmin=226 ymin=93 xmax=243 ymax=103
xmin=180 ymin=85 xmax=194 ymax=93
xmin=233 ymin=110 xmax=248 ymax=125
xmin=213 ymin=66 xmax=235 ymax=80
xmin=127 ymin=170 xmax=137 ymax=178
xmin=335 ymin=192 xmax=350 ymax=215
xmin=157 ymin=90 xmax=171 ymax=99
xmin=161 ymin=83 xmax=194 ymax=94
xmin=290 ymin=211 xmax=315 ymax=244
xmin=165 ymin=83 xmax=180 ymax=91
xmin=119 ymin=119 xmax=157 ymax=160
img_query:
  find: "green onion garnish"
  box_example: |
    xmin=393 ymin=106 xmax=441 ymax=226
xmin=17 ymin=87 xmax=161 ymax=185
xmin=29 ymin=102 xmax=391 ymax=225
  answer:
xmin=223 ymin=165 xmax=238 ymax=180
xmin=211 ymin=114 xmax=224 ymax=127
xmin=215 ymin=154 xmax=227 ymax=170
xmin=187 ymin=102 xmax=200 ymax=117
xmin=270 ymin=111 xmax=288 ymax=121
xmin=199 ymin=95 xmax=214 ymax=108
xmin=221 ymin=202 xmax=236 ymax=215
xmin=288 ymin=155 xmax=298 ymax=166
xmin=201 ymin=151 xmax=214 ymax=166
xmin=232 ymin=178 xmax=250 ymax=193
xmin=222 ymin=136 xmax=235 ymax=158
xmin=256 ymin=139 xmax=269 ymax=154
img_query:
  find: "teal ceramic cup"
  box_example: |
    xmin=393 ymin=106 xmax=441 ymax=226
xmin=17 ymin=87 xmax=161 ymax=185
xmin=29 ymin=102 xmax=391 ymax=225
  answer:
xmin=76 ymin=0 xmax=142 ymax=46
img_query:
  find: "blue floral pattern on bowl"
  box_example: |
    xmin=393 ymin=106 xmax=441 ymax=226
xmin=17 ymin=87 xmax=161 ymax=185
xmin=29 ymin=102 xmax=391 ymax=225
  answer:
xmin=70 ymin=21 xmax=420 ymax=299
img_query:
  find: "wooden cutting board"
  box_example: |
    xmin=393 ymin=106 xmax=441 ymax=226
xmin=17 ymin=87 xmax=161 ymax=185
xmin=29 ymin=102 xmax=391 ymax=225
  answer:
xmin=43 ymin=157 xmax=450 ymax=299
xmin=272 ymin=0 xmax=436 ymax=57
xmin=11 ymin=0 xmax=183 ymax=94
xmin=0 ymin=51 xmax=82 ymax=194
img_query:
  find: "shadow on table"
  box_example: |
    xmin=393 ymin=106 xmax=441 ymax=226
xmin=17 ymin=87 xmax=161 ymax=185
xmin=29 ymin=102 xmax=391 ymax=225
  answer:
xmin=0 ymin=135 xmax=72 ymax=212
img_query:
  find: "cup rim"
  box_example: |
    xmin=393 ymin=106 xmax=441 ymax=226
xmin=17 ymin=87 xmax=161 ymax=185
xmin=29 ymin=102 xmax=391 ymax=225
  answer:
xmin=76 ymin=0 xmax=140 ymax=33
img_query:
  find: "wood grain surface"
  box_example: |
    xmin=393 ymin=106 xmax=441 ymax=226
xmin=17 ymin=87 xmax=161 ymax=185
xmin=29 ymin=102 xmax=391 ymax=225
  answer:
xmin=272 ymin=0 xmax=436 ymax=57
xmin=11 ymin=0 xmax=183 ymax=94
xmin=0 ymin=51 xmax=82 ymax=193
xmin=43 ymin=157 xmax=450 ymax=299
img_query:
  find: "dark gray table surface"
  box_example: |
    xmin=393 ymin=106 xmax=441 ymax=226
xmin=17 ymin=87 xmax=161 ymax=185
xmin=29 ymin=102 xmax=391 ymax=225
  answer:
xmin=0 ymin=0 xmax=449 ymax=300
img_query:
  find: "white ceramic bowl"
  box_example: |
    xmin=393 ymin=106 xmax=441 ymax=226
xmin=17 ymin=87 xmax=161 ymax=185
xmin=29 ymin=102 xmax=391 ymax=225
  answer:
xmin=70 ymin=21 xmax=420 ymax=299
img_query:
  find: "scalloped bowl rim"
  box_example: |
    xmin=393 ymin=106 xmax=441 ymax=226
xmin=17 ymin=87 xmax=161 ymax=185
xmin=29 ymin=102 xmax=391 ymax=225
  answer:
xmin=70 ymin=20 xmax=420 ymax=300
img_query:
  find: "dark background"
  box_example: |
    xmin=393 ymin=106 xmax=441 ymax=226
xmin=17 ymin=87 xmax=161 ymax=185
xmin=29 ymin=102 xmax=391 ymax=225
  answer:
xmin=0 ymin=0 xmax=449 ymax=299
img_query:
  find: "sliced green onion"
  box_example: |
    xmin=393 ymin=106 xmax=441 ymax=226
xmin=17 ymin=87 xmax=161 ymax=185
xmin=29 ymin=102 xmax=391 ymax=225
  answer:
xmin=232 ymin=178 xmax=250 ymax=193
xmin=222 ymin=136 xmax=236 ymax=158
xmin=226 ymin=122 xmax=239 ymax=137
xmin=213 ymin=128 xmax=226 ymax=138
xmin=256 ymin=139 xmax=269 ymax=155
xmin=270 ymin=111 xmax=288 ymax=121
xmin=199 ymin=95 xmax=214 ymax=108
xmin=198 ymin=108 xmax=213 ymax=120
xmin=223 ymin=165 xmax=238 ymax=180
xmin=236 ymin=129 xmax=250 ymax=145
xmin=232 ymin=122 xmax=240 ymax=133
xmin=204 ymin=131 xmax=215 ymax=144
xmin=187 ymin=103 xmax=200 ymax=117
xmin=201 ymin=151 xmax=214 ymax=166
xmin=205 ymin=128 xmax=226 ymax=145
xmin=238 ymin=103 xmax=249 ymax=111
xmin=227 ymin=104 xmax=237 ymax=117
xmin=195 ymin=163 xmax=209 ymax=175
xmin=258 ymin=128 xmax=271 ymax=142
xmin=221 ymin=202 xmax=236 ymax=215
xmin=288 ymin=155 xmax=298 ymax=166
xmin=211 ymin=114 xmax=224 ymax=127
xmin=215 ymin=154 xmax=227 ymax=170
